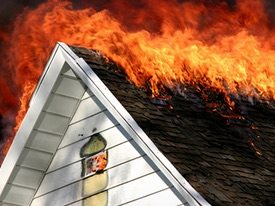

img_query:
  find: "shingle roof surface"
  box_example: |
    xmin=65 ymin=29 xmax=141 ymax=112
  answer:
xmin=71 ymin=46 xmax=275 ymax=206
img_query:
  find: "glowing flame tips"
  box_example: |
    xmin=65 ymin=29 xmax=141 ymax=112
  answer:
xmin=0 ymin=0 xmax=275 ymax=157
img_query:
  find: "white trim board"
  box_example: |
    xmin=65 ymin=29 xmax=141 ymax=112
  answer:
xmin=0 ymin=44 xmax=64 ymax=196
xmin=0 ymin=42 xmax=211 ymax=206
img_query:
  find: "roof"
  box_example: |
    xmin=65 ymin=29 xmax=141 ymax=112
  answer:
xmin=71 ymin=46 xmax=275 ymax=206
xmin=0 ymin=43 xmax=208 ymax=206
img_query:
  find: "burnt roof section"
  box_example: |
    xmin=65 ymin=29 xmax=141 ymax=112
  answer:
xmin=71 ymin=46 xmax=275 ymax=206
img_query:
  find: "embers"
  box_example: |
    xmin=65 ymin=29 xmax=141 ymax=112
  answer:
xmin=248 ymin=137 xmax=262 ymax=156
xmin=176 ymin=85 xmax=265 ymax=157
xmin=213 ymin=101 xmax=263 ymax=156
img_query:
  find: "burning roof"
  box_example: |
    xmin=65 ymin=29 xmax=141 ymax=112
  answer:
xmin=0 ymin=1 xmax=274 ymax=203
xmin=0 ymin=1 xmax=275 ymax=158
xmin=71 ymin=46 xmax=275 ymax=205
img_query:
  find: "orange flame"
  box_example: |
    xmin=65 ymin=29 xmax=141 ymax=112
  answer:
xmin=1 ymin=0 xmax=275 ymax=157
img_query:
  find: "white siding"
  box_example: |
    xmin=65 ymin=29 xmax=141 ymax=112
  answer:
xmin=32 ymin=182 xmax=83 ymax=206
xmin=122 ymin=188 xmax=185 ymax=206
xmin=107 ymin=171 xmax=171 ymax=206
xmin=48 ymin=126 xmax=132 ymax=173
xmin=59 ymin=111 xmax=117 ymax=149
xmin=32 ymin=170 xmax=173 ymax=206
xmin=32 ymin=92 xmax=184 ymax=205
xmin=0 ymin=67 xmax=86 ymax=206
xmin=1 ymin=64 xmax=186 ymax=206
xmin=70 ymin=95 xmax=105 ymax=123
xmin=36 ymin=156 xmax=155 ymax=197
xmin=31 ymin=86 xmax=185 ymax=205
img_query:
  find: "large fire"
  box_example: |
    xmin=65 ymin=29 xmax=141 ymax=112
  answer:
xmin=0 ymin=0 xmax=274 ymax=159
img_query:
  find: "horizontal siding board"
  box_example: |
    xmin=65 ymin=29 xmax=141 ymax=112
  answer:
xmin=122 ymin=187 xmax=184 ymax=206
xmin=106 ymin=155 xmax=157 ymax=188
xmin=36 ymin=156 xmax=155 ymax=197
xmin=101 ymin=125 xmax=132 ymax=148
xmin=70 ymin=95 xmax=105 ymax=124
xmin=36 ymin=162 xmax=82 ymax=197
xmin=108 ymin=171 xmax=171 ymax=206
xmin=48 ymin=125 xmax=131 ymax=172
xmin=106 ymin=140 xmax=145 ymax=169
xmin=67 ymin=201 xmax=82 ymax=206
xmin=31 ymin=181 xmax=82 ymax=206
xmin=48 ymin=138 xmax=143 ymax=173
xmin=59 ymin=111 xmax=118 ymax=148
xmin=32 ymin=170 xmax=170 ymax=206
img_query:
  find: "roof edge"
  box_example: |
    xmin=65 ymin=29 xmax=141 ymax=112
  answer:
xmin=0 ymin=43 xmax=68 ymax=197
xmin=59 ymin=43 xmax=211 ymax=206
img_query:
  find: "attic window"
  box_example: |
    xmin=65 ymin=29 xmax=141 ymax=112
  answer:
xmin=80 ymin=134 xmax=107 ymax=177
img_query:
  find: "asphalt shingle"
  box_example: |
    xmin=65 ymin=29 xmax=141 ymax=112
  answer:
xmin=71 ymin=46 xmax=275 ymax=206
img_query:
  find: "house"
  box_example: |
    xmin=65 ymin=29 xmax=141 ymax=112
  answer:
xmin=0 ymin=42 xmax=274 ymax=206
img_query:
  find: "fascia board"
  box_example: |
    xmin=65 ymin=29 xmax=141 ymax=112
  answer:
xmin=0 ymin=44 xmax=68 ymax=196
xmin=59 ymin=43 xmax=211 ymax=206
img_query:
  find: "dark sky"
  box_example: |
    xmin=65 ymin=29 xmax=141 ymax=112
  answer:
xmin=0 ymin=0 xmax=45 ymax=30
xmin=0 ymin=0 xmax=274 ymax=31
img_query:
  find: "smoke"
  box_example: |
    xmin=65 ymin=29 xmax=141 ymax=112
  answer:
xmin=0 ymin=0 xmax=46 ymax=30
xmin=0 ymin=114 xmax=15 ymax=163
xmin=264 ymin=0 xmax=275 ymax=27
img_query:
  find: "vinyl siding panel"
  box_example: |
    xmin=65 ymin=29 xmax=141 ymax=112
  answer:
xmin=1 ymin=62 xmax=187 ymax=206
xmin=122 ymin=187 xmax=187 ymax=206
xmin=31 ymin=86 xmax=186 ymax=205
xmin=50 ymin=125 xmax=129 ymax=171
xmin=58 ymin=111 xmax=117 ymax=149
xmin=0 ymin=67 xmax=86 ymax=206
xmin=70 ymin=95 xmax=105 ymax=124
xmin=32 ymin=170 xmax=172 ymax=206
xmin=107 ymin=171 xmax=172 ymax=206
xmin=35 ymin=156 xmax=155 ymax=197
xmin=32 ymin=89 xmax=183 ymax=205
